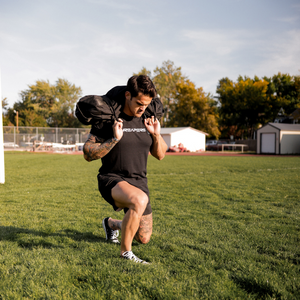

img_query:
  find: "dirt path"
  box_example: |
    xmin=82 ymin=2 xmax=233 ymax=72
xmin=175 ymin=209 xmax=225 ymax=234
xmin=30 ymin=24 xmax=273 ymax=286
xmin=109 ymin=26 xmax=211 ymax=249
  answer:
xmin=165 ymin=152 xmax=300 ymax=157
xmin=28 ymin=150 xmax=299 ymax=157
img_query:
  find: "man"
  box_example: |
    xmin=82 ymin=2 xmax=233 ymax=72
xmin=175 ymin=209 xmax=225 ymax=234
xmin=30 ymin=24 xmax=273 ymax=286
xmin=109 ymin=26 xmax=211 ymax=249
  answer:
xmin=83 ymin=75 xmax=168 ymax=264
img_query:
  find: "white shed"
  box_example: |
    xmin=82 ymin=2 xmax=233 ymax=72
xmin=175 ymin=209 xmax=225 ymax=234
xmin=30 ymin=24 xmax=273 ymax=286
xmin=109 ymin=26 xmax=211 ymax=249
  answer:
xmin=257 ymin=123 xmax=300 ymax=154
xmin=160 ymin=127 xmax=208 ymax=152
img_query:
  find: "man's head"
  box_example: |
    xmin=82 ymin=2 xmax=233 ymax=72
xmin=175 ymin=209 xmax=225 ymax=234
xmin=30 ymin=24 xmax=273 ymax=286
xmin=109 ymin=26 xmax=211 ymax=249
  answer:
xmin=124 ymin=75 xmax=157 ymax=117
xmin=127 ymin=75 xmax=157 ymax=98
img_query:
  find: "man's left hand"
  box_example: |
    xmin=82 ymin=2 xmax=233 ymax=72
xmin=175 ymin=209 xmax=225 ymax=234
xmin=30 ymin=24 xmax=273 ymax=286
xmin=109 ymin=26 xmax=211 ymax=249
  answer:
xmin=144 ymin=116 xmax=161 ymax=136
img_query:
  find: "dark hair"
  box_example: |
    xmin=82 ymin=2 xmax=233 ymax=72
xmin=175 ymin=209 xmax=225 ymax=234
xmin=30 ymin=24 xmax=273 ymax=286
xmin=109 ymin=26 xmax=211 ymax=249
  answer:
xmin=127 ymin=75 xmax=157 ymax=98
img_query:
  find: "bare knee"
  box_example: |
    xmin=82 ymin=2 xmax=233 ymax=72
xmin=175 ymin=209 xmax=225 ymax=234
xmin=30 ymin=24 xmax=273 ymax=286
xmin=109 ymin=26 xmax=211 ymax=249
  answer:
xmin=135 ymin=232 xmax=151 ymax=244
xmin=139 ymin=236 xmax=151 ymax=244
xmin=132 ymin=194 xmax=148 ymax=216
xmin=112 ymin=182 xmax=148 ymax=216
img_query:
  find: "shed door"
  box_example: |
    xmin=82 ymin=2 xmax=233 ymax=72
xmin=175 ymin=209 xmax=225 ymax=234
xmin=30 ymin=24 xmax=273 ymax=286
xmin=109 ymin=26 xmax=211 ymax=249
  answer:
xmin=261 ymin=133 xmax=276 ymax=153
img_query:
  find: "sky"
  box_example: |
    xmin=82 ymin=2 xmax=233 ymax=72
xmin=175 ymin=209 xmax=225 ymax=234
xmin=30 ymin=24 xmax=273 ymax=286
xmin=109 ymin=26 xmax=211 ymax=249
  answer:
xmin=0 ymin=0 xmax=300 ymax=108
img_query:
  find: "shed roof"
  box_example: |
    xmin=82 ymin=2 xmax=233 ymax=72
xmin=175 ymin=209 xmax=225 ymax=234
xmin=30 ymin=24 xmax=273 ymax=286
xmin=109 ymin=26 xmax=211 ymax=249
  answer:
xmin=160 ymin=127 xmax=209 ymax=135
xmin=290 ymin=108 xmax=300 ymax=119
xmin=265 ymin=123 xmax=300 ymax=131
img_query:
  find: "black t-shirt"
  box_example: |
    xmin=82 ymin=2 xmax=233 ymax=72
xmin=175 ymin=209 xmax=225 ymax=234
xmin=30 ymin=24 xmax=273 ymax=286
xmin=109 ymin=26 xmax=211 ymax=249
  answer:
xmin=97 ymin=111 xmax=153 ymax=193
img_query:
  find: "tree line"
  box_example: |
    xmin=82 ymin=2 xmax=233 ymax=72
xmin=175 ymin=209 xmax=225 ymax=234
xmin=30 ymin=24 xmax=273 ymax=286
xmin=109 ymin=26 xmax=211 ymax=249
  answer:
xmin=2 ymin=79 xmax=82 ymax=128
xmin=217 ymin=73 xmax=300 ymax=139
xmin=2 ymin=61 xmax=300 ymax=139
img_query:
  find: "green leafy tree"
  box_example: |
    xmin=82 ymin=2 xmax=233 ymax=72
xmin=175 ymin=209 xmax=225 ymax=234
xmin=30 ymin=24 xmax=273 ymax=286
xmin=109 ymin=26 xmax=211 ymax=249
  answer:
xmin=7 ymin=106 xmax=48 ymax=127
xmin=135 ymin=61 xmax=220 ymax=135
xmin=49 ymin=78 xmax=83 ymax=127
xmin=217 ymin=73 xmax=300 ymax=139
xmin=13 ymin=79 xmax=82 ymax=127
xmin=1 ymin=97 xmax=11 ymax=126
xmin=217 ymin=77 xmax=271 ymax=138
xmin=267 ymin=73 xmax=300 ymax=118
xmin=8 ymin=87 xmax=49 ymax=127
xmin=168 ymin=80 xmax=220 ymax=138
xmin=152 ymin=61 xmax=186 ymax=125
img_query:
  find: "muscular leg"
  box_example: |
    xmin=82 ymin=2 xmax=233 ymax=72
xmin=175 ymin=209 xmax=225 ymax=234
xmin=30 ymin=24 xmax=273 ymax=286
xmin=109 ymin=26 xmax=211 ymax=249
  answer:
xmin=111 ymin=181 xmax=148 ymax=255
xmin=134 ymin=213 xmax=152 ymax=244
xmin=108 ymin=218 xmax=122 ymax=230
xmin=108 ymin=213 xmax=153 ymax=244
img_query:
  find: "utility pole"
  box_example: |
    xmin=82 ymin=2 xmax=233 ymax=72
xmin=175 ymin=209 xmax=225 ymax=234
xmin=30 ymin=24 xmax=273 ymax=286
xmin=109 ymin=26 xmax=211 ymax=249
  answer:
xmin=14 ymin=110 xmax=19 ymax=132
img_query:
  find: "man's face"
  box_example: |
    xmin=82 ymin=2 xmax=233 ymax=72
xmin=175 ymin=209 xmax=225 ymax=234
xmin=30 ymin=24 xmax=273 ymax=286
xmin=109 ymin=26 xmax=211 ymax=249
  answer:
xmin=125 ymin=91 xmax=152 ymax=117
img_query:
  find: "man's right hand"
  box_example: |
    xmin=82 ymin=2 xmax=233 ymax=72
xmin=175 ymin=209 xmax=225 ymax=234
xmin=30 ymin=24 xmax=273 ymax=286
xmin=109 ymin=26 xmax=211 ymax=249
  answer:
xmin=113 ymin=118 xmax=123 ymax=140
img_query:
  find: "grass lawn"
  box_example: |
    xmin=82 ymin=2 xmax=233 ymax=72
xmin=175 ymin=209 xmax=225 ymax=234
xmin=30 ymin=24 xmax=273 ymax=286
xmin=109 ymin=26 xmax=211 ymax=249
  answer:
xmin=0 ymin=152 xmax=299 ymax=299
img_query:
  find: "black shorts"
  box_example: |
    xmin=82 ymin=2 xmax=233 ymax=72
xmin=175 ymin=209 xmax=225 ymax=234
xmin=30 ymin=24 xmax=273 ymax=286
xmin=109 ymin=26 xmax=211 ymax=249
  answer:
xmin=97 ymin=174 xmax=152 ymax=216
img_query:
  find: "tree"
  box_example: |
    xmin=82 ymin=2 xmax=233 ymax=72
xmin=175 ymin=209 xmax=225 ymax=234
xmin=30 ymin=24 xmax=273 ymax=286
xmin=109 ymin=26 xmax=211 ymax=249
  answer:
xmin=133 ymin=67 xmax=152 ymax=78
xmin=217 ymin=73 xmax=300 ymax=139
xmin=49 ymin=78 xmax=83 ymax=127
xmin=152 ymin=61 xmax=186 ymax=125
xmin=134 ymin=61 xmax=220 ymax=135
xmin=14 ymin=79 xmax=82 ymax=127
xmin=267 ymin=73 xmax=300 ymax=119
xmin=1 ymin=98 xmax=11 ymax=126
xmin=2 ymin=97 xmax=8 ymax=110
xmin=9 ymin=85 xmax=49 ymax=127
xmin=217 ymin=77 xmax=271 ymax=139
xmin=168 ymin=80 xmax=220 ymax=138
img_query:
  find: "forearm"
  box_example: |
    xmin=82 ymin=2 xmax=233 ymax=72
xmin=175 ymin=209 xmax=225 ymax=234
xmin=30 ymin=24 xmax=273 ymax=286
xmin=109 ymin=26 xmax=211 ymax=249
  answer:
xmin=150 ymin=134 xmax=167 ymax=160
xmin=83 ymin=134 xmax=119 ymax=162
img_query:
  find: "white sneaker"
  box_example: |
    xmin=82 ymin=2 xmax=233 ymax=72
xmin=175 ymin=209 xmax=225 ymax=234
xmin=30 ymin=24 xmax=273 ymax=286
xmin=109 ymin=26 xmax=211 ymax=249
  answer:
xmin=121 ymin=251 xmax=149 ymax=264
xmin=102 ymin=217 xmax=120 ymax=244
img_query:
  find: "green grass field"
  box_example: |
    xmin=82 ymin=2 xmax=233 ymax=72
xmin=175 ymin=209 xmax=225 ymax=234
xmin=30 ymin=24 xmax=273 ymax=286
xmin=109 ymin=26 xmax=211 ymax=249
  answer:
xmin=0 ymin=152 xmax=299 ymax=299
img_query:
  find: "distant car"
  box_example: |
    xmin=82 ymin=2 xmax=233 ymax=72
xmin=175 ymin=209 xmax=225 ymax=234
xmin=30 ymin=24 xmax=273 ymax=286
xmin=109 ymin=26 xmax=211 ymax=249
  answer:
xmin=206 ymin=140 xmax=229 ymax=151
xmin=206 ymin=140 xmax=217 ymax=146
xmin=3 ymin=142 xmax=19 ymax=148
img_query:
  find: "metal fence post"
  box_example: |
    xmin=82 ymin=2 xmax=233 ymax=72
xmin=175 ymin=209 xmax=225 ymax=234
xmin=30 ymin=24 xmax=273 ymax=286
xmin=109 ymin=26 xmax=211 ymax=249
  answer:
xmin=14 ymin=126 xmax=16 ymax=149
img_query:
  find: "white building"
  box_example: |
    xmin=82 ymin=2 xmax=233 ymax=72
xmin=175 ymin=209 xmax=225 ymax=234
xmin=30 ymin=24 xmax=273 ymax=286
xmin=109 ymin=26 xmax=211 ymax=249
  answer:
xmin=160 ymin=127 xmax=208 ymax=152
xmin=256 ymin=123 xmax=300 ymax=154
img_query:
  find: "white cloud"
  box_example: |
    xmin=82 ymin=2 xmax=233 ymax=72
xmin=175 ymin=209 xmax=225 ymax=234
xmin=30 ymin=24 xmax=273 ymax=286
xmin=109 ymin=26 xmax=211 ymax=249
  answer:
xmin=181 ymin=29 xmax=248 ymax=56
xmin=254 ymin=29 xmax=300 ymax=77
xmin=174 ymin=28 xmax=300 ymax=94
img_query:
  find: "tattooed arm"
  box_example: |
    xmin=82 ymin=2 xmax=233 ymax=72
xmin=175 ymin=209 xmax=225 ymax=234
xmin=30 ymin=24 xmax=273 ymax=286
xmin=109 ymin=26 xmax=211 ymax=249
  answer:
xmin=83 ymin=118 xmax=123 ymax=162
xmin=83 ymin=134 xmax=119 ymax=162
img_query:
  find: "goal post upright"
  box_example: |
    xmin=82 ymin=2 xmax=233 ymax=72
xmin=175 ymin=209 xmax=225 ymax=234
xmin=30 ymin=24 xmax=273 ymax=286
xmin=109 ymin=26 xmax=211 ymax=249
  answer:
xmin=0 ymin=68 xmax=5 ymax=184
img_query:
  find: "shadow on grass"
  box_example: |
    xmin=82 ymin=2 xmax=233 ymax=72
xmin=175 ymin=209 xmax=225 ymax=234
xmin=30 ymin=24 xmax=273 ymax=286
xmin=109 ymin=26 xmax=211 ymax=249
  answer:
xmin=0 ymin=226 xmax=106 ymax=249
xmin=230 ymin=274 xmax=282 ymax=299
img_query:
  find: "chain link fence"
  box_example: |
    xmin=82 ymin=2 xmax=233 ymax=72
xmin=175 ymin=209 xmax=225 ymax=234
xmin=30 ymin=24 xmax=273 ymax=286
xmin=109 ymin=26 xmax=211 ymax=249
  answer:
xmin=3 ymin=126 xmax=90 ymax=152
